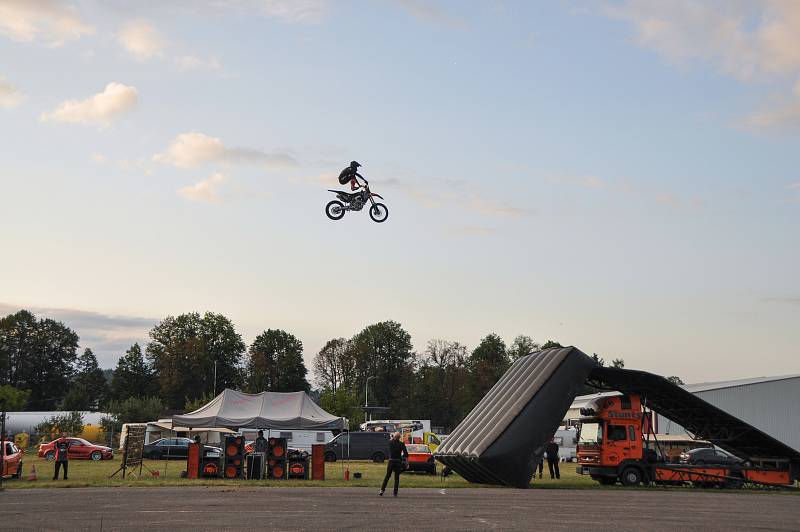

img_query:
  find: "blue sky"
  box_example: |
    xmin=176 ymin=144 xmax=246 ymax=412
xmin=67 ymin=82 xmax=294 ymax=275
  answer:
xmin=1 ymin=1 xmax=798 ymax=382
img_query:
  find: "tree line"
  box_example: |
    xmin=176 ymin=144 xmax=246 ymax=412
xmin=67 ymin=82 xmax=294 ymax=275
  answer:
xmin=1 ymin=308 xmax=648 ymax=432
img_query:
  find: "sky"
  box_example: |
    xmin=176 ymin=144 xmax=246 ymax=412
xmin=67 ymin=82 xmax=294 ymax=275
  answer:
xmin=1 ymin=0 xmax=798 ymax=384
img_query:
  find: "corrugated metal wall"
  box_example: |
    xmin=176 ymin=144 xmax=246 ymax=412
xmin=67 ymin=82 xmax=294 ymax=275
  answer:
xmin=656 ymin=377 xmax=800 ymax=453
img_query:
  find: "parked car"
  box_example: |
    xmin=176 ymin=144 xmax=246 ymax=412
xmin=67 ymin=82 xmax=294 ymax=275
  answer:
xmin=143 ymin=438 xmax=222 ymax=460
xmin=2 ymin=440 xmax=24 ymax=479
xmin=39 ymin=438 xmax=113 ymax=461
xmin=324 ymin=432 xmax=390 ymax=462
xmin=679 ymin=447 xmax=741 ymax=466
xmin=405 ymin=444 xmax=436 ymax=474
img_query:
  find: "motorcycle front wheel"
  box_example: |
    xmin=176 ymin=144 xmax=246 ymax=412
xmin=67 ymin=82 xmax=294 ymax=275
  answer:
xmin=326 ymin=200 xmax=345 ymax=220
xmin=369 ymin=202 xmax=389 ymax=223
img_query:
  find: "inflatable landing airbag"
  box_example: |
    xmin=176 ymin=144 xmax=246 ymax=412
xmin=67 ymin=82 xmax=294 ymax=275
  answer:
xmin=434 ymin=347 xmax=596 ymax=487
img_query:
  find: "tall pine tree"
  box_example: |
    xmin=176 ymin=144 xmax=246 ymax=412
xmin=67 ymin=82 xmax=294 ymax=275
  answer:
xmin=62 ymin=348 xmax=109 ymax=410
xmin=111 ymin=343 xmax=155 ymax=400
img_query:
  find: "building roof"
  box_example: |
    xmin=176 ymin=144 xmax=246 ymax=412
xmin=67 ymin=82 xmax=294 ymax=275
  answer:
xmin=683 ymin=374 xmax=800 ymax=393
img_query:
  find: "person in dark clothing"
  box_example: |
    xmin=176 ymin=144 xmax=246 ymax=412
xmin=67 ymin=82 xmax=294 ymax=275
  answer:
xmin=537 ymin=457 xmax=544 ymax=479
xmin=546 ymin=439 xmax=560 ymax=479
xmin=53 ymin=434 xmax=70 ymax=480
xmin=338 ymin=161 xmax=364 ymax=191
xmin=379 ymin=432 xmax=408 ymax=497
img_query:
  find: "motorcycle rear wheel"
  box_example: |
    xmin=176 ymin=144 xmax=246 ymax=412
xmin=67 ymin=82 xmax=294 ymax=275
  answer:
xmin=326 ymin=200 xmax=345 ymax=220
xmin=369 ymin=202 xmax=388 ymax=223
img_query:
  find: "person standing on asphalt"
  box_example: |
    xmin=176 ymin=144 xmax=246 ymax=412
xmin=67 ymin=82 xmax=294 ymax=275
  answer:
xmin=546 ymin=438 xmax=560 ymax=479
xmin=379 ymin=432 xmax=408 ymax=497
xmin=53 ymin=434 xmax=70 ymax=480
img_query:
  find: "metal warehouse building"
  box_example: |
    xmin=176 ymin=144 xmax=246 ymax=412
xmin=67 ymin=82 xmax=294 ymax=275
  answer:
xmin=566 ymin=374 xmax=800 ymax=454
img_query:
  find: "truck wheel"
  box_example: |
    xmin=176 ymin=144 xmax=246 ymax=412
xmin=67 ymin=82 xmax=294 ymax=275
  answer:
xmin=371 ymin=452 xmax=385 ymax=463
xmin=621 ymin=467 xmax=642 ymax=487
xmin=324 ymin=452 xmax=337 ymax=463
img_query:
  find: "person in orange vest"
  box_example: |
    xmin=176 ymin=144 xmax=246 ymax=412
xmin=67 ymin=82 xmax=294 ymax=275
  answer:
xmin=53 ymin=434 xmax=70 ymax=480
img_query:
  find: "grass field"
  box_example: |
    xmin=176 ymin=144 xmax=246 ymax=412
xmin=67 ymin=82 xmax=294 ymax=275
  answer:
xmin=4 ymin=453 xmax=595 ymax=490
xmin=5 ymin=454 xmax=798 ymax=494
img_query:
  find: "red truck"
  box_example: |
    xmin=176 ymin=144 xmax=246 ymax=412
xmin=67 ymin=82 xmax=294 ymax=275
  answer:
xmin=576 ymin=392 xmax=796 ymax=488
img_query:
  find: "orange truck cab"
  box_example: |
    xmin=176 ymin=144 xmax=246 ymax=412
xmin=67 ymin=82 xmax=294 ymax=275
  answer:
xmin=576 ymin=394 xmax=797 ymax=488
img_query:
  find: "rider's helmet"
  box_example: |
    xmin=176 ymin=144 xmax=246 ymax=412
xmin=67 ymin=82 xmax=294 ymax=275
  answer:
xmin=350 ymin=160 xmax=361 ymax=169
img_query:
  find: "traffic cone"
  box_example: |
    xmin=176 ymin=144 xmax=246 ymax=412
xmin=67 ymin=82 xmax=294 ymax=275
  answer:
xmin=28 ymin=464 xmax=38 ymax=481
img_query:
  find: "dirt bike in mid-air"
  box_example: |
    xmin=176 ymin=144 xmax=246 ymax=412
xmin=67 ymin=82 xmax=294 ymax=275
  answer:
xmin=325 ymin=177 xmax=389 ymax=223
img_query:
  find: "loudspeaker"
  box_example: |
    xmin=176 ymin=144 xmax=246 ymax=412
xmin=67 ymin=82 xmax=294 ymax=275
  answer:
xmin=311 ymin=444 xmax=325 ymax=480
xmin=224 ymin=435 xmax=245 ymax=479
xmin=186 ymin=442 xmax=201 ymax=479
xmin=246 ymin=453 xmax=265 ymax=480
xmin=201 ymin=458 xmax=220 ymax=478
xmin=288 ymin=457 xmax=309 ymax=479
xmin=268 ymin=437 xmax=287 ymax=479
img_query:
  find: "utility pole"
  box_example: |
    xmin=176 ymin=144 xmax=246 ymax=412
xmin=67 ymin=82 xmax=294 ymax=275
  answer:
xmin=213 ymin=360 xmax=217 ymax=396
xmin=0 ymin=401 xmax=6 ymax=492
xmin=364 ymin=376 xmax=375 ymax=422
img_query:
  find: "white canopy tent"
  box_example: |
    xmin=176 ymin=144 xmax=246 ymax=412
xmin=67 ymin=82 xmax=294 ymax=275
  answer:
xmin=171 ymin=389 xmax=347 ymax=431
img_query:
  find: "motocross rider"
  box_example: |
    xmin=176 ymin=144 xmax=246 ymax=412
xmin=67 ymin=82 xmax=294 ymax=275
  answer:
xmin=339 ymin=161 xmax=365 ymax=192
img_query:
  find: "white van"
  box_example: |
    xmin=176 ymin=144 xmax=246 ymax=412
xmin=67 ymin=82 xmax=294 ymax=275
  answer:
xmin=553 ymin=426 xmax=578 ymax=461
xmin=241 ymin=429 xmax=334 ymax=453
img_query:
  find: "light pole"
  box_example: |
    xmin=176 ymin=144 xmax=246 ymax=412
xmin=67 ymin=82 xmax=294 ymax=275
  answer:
xmin=364 ymin=376 xmax=375 ymax=421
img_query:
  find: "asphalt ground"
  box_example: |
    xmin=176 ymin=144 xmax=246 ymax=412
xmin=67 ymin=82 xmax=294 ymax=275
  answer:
xmin=2 ymin=486 xmax=799 ymax=531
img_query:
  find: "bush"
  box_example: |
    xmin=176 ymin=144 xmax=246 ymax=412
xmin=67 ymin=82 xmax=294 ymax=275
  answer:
xmin=34 ymin=411 xmax=85 ymax=438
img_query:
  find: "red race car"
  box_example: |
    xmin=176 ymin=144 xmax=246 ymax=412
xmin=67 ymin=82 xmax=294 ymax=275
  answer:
xmin=405 ymin=444 xmax=437 ymax=475
xmin=2 ymin=440 xmax=25 ymax=479
xmin=38 ymin=437 xmax=114 ymax=461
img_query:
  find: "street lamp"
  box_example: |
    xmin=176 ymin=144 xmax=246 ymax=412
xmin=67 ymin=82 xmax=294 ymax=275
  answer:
xmin=364 ymin=376 xmax=375 ymax=421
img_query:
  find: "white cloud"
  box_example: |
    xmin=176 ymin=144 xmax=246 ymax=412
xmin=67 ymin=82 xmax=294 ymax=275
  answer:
xmin=0 ymin=77 xmax=26 ymax=108
xmin=176 ymin=55 xmax=222 ymax=71
xmin=605 ymin=1 xmax=800 ymax=82
xmin=0 ymin=0 xmax=94 ymax=45
xmin=256 ymin=0 xmax=329 ymax=23
xmin=392 ymin=0 xmax=466 ymax=29
xmin=743 ymin=97 xmax=800 ymax=130
xmin=602 ymin=1 xmax=800 ymax=132
xmin=178 ymin=172 xmax=230 ymax=204
xmin=154 ymin=132 xmax=298 ymax=169
xmin=118 ymin=20 xmax=166 ymax=61
xmin=40 ymin=82 xmax=138 ymax=126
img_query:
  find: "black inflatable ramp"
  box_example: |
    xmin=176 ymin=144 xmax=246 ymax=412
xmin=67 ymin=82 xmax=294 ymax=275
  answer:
xmin=434 ymin=347 xmax=596 ymax=487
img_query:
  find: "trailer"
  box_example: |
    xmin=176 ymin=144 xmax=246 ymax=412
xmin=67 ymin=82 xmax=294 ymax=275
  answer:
xmin=576 ymin=368 xmax=800 ymax=488
xmin=435 ymin=347 xmax=800 ymax=488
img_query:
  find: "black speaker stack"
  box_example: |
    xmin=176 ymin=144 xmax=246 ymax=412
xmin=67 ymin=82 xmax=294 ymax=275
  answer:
xmin=287 ymin=448 xmax=310 ymax=479
xmin=224 ymin=435 xmax=245 ymax=479
xmin=268 ymin=437 xmax=287 ymax=479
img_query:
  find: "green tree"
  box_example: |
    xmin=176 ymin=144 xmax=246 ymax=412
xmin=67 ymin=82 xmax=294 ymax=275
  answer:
xmin=100 ymin=396 xmax=165 ymax=435
xmin=245 ymin=329 xmax=310 ymax=392
xmin=146 ymin=312 xmax=246 ymax=409
xmin=35 ymin=411 xmax=84 ymax=438
xmin=540 ymin=340 xmax=563 ymax=350
xmin=348 ymin=321 xmax=414 ymax=418
xmin=413 ymin=339 xmax=471 ymax=431
xmin=468 ymin=333 xmax=510 ymax=404
xmin=318 ymin=387 xmax=362 ymax=429
xmin=507 ymin=335 xmax=541 ymax=361
xmin=184 ymin=392 xmax=216 ymax=413
xmin=62 ymin=348 xmax=110 ymax=410
xmin=0 ymin=385 xmax=31 ymax=410
xmin=0 ymin=310 xmax=79 ymax=409
xmin=111 ymin=343 xmax=155 ymax=400
xmin=313 ymin=338 xmax=354 ymax=395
